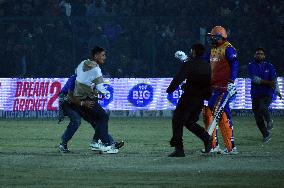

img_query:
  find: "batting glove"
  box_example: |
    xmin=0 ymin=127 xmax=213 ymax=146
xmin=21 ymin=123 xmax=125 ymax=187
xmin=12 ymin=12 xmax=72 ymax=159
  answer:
xmin=175 ymin=51 xmax=188 ymax=62
xmin=227 ymin=83 xmax=237 ymax=97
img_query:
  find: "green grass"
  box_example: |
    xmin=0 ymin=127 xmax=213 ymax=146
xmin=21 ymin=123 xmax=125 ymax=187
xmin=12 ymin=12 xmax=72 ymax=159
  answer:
xmin=0 ymin=117 xmax=284 ymax=187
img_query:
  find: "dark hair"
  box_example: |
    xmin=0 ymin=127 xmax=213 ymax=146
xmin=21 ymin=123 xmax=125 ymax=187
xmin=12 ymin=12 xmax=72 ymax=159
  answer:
xmin=191 ymin=43 xmax=205 ymax=57
xmin=91 ymin=46 xmax=105 ymax=57
xmin=255 ymin=47 xmax=265 ymax=53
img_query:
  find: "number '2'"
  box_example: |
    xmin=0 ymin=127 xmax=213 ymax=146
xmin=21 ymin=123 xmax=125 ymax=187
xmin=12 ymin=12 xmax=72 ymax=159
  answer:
xmin=47 ymin=81 xmax=61 ymax=111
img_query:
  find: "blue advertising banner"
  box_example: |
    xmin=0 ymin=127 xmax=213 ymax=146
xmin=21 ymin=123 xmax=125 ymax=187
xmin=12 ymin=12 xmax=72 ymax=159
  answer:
xmin=0 ymin=77 xmax=283 ymax=111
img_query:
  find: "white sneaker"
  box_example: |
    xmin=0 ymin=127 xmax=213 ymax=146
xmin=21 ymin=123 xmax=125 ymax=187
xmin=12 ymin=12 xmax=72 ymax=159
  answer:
xmin=201 ymin=145 xmax=222 ymax=153
xmin=221 ymin=147 xmax=238 ymax=155
xmin=211 ymin=145 xmax=222 ymax=153
xmin=90 ymin=140 xmax=111 ymax=152
xmin=102 ymin=145 xmax=119 ymax=154
xmin=90 ymin=140 xmax=100 ymax=151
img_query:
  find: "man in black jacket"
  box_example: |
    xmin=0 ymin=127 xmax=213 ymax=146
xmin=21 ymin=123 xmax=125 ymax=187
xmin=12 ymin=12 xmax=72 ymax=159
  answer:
xmin=167 ymin=43 xmax=212 ymax=157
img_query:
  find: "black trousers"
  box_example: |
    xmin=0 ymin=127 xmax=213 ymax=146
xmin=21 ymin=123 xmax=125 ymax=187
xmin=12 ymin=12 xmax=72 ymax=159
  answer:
xmin=252 ymin=96 xmax=272 ymax=138
xmin=170 ymin=94 xmax=209 ymax=149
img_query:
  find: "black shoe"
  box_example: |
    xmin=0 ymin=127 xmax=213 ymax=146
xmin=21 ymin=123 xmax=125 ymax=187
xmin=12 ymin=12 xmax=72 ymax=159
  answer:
xmin=114 ymin=141 xmax=125 ymax=149
xmin=263 ymin=133 xmax=271 ymax=143
xmin=168 ymin=150 xmax=185 ymax=157
xmin=59 ymin=143 xmax=70 ymax=153
xmin=203 ymin=136 xmax=213 ymax=153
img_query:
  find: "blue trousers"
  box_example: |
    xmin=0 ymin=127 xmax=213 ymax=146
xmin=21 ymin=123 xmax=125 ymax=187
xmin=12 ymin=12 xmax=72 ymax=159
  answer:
xmin=61 ymin=102 xmax=114 ymax=145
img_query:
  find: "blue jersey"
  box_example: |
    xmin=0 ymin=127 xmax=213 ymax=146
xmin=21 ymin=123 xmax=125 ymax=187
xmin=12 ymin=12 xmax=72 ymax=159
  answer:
xmin=225 ymin=46 xmax=238 ymax=82
xmin=61 ymin=75 xmax=76 ymax=94
xmin=247 ymin=60 xmax=277 ymax=98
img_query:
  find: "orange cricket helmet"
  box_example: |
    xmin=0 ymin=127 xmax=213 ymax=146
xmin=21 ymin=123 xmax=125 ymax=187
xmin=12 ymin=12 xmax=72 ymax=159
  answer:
xmin=209 ymin=26 xmax=227 ymax=38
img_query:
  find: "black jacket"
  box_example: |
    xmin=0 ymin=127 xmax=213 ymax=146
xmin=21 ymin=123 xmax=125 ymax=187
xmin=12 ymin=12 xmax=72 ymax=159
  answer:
xmin=166 ymin=57 xmax=211 ymax=100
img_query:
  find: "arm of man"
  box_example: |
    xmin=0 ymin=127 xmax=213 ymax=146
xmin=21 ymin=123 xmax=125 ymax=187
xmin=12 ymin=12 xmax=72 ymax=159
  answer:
xmin=66 ymin=75 xmax=95 ymax=108
xmin=247 ymin=62 xmax=257 ymax=81
xmin=166 ymin=63 xmax=188 ymax=93
xmin=258 ymin=63 xmax=275 ymax=88
xmin=247 ymin=61 xmax=275 ymax=88
xmin=67 ymin=90 xmax=95 ymax=108
xmin=92 ymin=76 xmax=107 ymax=95
xmin=225 ymin=47 xmax=238 ymax=96
xmin=225 ymin=46 xmax=238 ymax=83
xmin=91 ymin=67 xmax=108 ymax=96
xmin=61 ymin=75 xmax=77 ymax=94
xmin=67 ymin=90 xmax=82 ymax=106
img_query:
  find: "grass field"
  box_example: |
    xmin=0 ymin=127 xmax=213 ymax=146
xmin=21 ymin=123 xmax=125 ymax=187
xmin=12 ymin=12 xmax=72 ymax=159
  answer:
xmin=0 ymin=116 xmax=284 ymax=188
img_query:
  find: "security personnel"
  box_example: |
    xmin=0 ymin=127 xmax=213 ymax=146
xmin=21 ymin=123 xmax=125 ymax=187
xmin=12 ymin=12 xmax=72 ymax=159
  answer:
xmin=247 ymin=47 xmax=282 ymax=143
xmin=167 ymin=43 xmax=212 ymax=157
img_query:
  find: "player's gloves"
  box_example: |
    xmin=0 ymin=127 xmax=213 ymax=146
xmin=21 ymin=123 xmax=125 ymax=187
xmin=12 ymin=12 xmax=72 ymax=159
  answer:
xmin=252 ymin=76 xmax=261 ymax=84
xmin=227 ymin=83 xmax=237 ymax=97
xmin=175 ymin=51 xmax=188 ymax=62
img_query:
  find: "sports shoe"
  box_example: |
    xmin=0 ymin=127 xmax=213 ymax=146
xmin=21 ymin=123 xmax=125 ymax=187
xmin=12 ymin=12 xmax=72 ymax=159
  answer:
xmin=102 ymin=145 xmax=119 ymax=154
xmin=89 ymin=140 xmax=101 ymax=151
xmin=201 ymin=145 xmax=222 ymax=153
xmin=220 ymin=147 xmax=238 ymax=155
xmin=168 ymin=149 xmax=185 ymax=157
xmin=59 ymin=143 xmax=70 ymax=153
xmin=114 ymin=141 xmax=125 ymax=149
xmin=267 ymin=120 xmax=273 ymax=131
xmin=263 ymin=133 xmax=271 ymax=143
xmin=90 ymin=140 xmax=112 ymax=152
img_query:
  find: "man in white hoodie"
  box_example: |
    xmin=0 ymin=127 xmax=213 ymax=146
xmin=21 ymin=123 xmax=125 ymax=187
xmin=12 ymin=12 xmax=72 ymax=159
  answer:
xmin=59 ymin=46 xmax=122 ymax=154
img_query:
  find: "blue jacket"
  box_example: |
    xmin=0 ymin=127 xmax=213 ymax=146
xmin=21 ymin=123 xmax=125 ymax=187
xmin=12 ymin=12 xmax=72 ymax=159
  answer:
xmin=247 ymin=60 xmax=277 ymax=98
xmin=61 ymin=75 xmax=76 ymax=94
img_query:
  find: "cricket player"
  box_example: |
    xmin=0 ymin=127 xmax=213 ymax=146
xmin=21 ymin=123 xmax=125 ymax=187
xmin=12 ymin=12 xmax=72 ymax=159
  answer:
xmin=167 ymin=43 xmax=212 ymax=157
xmin=247 ymin=47 xmax=282 ymax=143
xmin=203 ymin=26 xmax=238 ymax=154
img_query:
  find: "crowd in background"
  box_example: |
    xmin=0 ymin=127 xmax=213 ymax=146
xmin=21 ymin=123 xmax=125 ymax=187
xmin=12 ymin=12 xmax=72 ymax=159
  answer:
xmin=0 ymin=0 xmax=283 ymax=78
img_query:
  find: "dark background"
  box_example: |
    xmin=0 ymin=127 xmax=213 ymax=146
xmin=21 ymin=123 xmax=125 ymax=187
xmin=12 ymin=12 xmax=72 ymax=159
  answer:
xmin=0 ymin=0 xmax=283 ymax=78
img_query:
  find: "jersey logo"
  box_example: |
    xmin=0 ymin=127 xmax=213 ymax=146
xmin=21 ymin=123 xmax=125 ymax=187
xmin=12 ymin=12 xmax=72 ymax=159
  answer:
xmin=210 ymin=57 xmax=220 ymax=62
xmin=231 ymin=54 xmax=237 ymax=58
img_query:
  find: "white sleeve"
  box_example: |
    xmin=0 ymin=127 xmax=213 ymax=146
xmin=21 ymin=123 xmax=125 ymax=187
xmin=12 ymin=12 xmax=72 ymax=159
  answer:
xmin=96 ymin=83 xmax=107 ymax=94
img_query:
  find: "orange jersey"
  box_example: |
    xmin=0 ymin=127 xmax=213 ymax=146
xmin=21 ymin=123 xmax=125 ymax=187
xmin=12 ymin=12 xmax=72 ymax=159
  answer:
xmin=210 ymin=41 xmax=236 ymax=89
